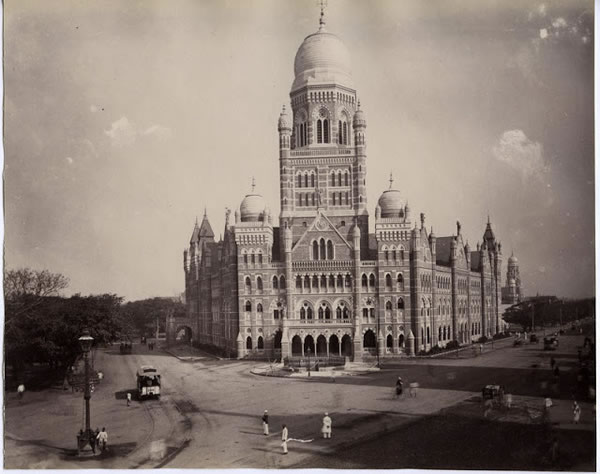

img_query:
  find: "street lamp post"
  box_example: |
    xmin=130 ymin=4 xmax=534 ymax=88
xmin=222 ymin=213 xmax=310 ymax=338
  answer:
xmin=307 ymin=347 xmax=311 ymax=377
xmin=77 ymin=329 xmax=94 ymax=456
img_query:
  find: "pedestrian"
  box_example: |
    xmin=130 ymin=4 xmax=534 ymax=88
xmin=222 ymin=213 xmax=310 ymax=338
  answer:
xmin=550 ymin=357 xmax=556 ymax=370
xmin=96 ymin=427 xmax=108 ymax=452
xmin=479 ymin=343 xmax=483 ymax=354
xmin=321 ymin=412 xmax=332 ymax=439
xmin=409 ymin=381 xmax=419 ymax=397
xmin=553 ymin=365 xmax=559 ymax=379
xmin=483 ymin=398 xmax=493 ymax=418
xmin=262 ymin=410 xmax=269 ymax=436
xmin=17 ymin=384 xmax=25 ymax=400
xmin=506 ymin=393 xmax=513 ymax=409
xmin=543 ymin=397 xmax=553 ymax=422
xmin=573 ymin=401 xmax=581 ymax=424
xmin=127 ymin=392 xmax=132 ymax=406
xmin=395 ymin=377 xmax=404 ymax=398
xmin=281 ymin=424 xmax=288 ymax=455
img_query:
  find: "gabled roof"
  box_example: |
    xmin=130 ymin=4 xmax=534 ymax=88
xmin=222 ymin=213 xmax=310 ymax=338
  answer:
xmin=435 ymin=236 xmax=454 ymax=266
xmin=198 ymin=214 xmax=215 ymax=239
xmin=292 ymin=210 xmax=352 ymax=252
xmin=189 ymin=222 xmax=200 ymax=243
xmin=483 ymin=220 xmax=495 ymax=243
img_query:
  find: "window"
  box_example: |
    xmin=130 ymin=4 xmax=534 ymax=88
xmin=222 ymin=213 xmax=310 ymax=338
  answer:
xmin=332 ymin=193 xmax=336 ymax=205
xmin=320 ymin=239 xmax=326 ymax=260
xmin=304 ymin=275 xmax=310 ymax=289
xmin=397 ymin=298 xmax=404 ymax=310
xmin=246 ymin=337 xmax=252 ymax=350
xmin=274 ymin=309 xmax=280 ymax=319
xmin=258 ymin=253 xmax=263 ymax=264
xmin=343 ymin=307 xmax=349 ymax=319
xmin=337 ymin=275 xmax=343 ymax=287
xmin=369 ymin=274 xmax=376 ymax=288
xmin=298 ymin=174 xmax=302 ymax=187
xmin=257 ymin=303 xmax=263 ymax=313
xmin=296 ymin=276 xmax=302 ymax=289
xmin=327 ymin=240 xmax=334 ymax=260
xmin=312 ymin=275 xmax=319 ymax=288
xmin=345 ymin=192 xmax=349 ymax=205
xmin=251 ymin=253 xmax=255 ymax=264
xmin=245 ymin=300 xmax=252 ymax=312
xmin=257 ymin=336 xmax=264 ymax=349
xmin=325 ymin=307 xmax=331 ymax=319
xmin=313 ymin=241 xmax=319 ymax=260
xmin=257 ymin=277 xmax=263 ymax=291
xmin=312 ymin=193 xmax=315 ymax=206
xmin=336 ymin=307 xmax=342 ymax=319
xmin=307 ymin=307 xmax=313 ymax=319
xmin=385 ymin=301 xmax=392 ymax=311
xmin=317 ymin=119 xmax=323 ymax=143
xmin=338 ymin=172 xmax=342 ymax=186
xmin=385 ymin=274 xmax=393 ymax=290
xmin=273 ymin=276 xmax=279 ymax=289
xmin=329 ymin=274 xmax=335 ymax=287
xmin=397 ymin=274 xmax=404 ymax=291
xmin=311 ymin=174 xmax=315 ymax=187
xmin=331 ymin=172 xmax=336 ymax=186
xmin=338 ymin=120 xmax=343 ymax=144
xmin=300 ymin=307 xmax=306 ymax=319
xmin=318 ymin=307 xmax=324 ymax=319
xmin=245 ymin=277 xmax=251 ymax=293
xmin=362 ymin=274 xmax=368 ymax=288
xmin=341 ymin=220 xmax=345 ymax=227
xmin=363 ymin=308 xmax=369 ymax=319
xmin=384 ymin=250 xmax=389 ymax=261
xmin=344 ymin=173 xmax=349 ymax=186
xmin=280 ymin=276 xmax=286 ymax=289
xmin=323 ymin=119 xmax=329 ymax=143
xmin=343 ymin=121 xmax=348 ymax=145
xmin=321 ymin=275 xmax=327 ymax=288
xmin=345 ymin=274 xmax=351 ymax=287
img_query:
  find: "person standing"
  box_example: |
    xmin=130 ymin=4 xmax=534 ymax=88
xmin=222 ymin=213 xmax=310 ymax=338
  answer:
xmin=281 ymin=424 xmax=288 ymax=455
xmin=127 ymin=392 xmax=132 ymax=407
xmin=262 ymin=410 xmax=269 ymax=436
xmin=17 ymin=384 xmax=25 ymax=400
xmin=321 ymin=413 xmax=332 ymax=439
xmin=506 ymin=393 xmax=513 ymax=409
xmin=395 ymin=377 xmax=403 ymax=398
xmin=96 ymin=427 xmax=108 ymax=452
xmin=550 ymin=357 xmax=556 ymax=370
xmin=573 ymin=401 xmax=581 ymax=424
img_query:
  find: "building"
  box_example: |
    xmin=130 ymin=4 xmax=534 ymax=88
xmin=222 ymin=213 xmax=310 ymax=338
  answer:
xmin=183 ymin=9 xmax=505 ymax=360
xmin=501 ymin=252 xmax=522 ymax=305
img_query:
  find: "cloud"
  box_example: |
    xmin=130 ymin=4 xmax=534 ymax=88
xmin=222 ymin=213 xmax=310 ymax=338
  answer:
xmin=492 ymin=130 xmax=547 ymax=180
xmin=539 ymin=28 xmax=548 ymax=39
xmin=65 ymin=157 xmax=74 ymax=165
xmin=105 ymin=116 xmax=137 ymax=147
xmin=538 ymin=4 xmax=547 ymax=17
xmin=105 ymin=117 xmax=172 ymax=147
xmin=142 ymin=124 xmax=173 ymax=141
xmin=552 ymin=17 xmax=567 ymax=28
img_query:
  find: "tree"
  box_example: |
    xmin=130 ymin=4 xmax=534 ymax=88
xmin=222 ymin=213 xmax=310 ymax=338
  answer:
xmin=122 ymin=297 xmax=185 ymax=338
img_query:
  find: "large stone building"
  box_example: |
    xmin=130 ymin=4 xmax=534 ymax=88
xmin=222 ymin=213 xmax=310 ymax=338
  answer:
xmin=183 ymin=11 xmax=506 ymax=360
xmin=501 ymin=253 xmax=522 ymax=305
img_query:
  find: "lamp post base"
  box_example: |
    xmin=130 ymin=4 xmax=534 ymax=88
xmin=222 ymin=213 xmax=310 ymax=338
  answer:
xmin=77 ymin=429 xmax=98 ymax=457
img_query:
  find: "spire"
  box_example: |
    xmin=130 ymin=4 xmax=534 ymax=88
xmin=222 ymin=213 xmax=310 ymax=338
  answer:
xmin=203 ymin=207 xmax=207 ymax=218
xmin=251 ymin=177 xmax=256 ymax=193
xmin=318 ymin=0 xmax=327 ymax=30
xmin=389 ymin=171 xmax=394 ymax=190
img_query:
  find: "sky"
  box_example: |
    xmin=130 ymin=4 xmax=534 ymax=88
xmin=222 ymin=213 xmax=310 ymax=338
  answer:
xmin=4 ymin=0 xmax=595 ymax=301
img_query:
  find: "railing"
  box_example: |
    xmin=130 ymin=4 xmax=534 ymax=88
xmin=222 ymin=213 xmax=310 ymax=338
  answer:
xmin=284 ymin=355 xmax=346 ymax=368
xmin=292 ymin=260 xmax=353 ymax=271
xmin=290 ymin=148 xmax=353 ymax=157
xmin=295 ymin=319 xmax=353 ymax=325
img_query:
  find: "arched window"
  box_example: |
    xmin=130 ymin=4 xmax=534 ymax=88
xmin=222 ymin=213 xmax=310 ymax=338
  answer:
xmin=338 ymin=120 xmax=343 ymax=144
xmin=331 ymin=172 xmax=336 ymax=186
xmin=337 ymin=274 xmax=343 ymax=288
xmin=439 ymin=327 xmax=442 ymax=341
xmin=327 ymin=240 xmax=334 ymax=260
xmin=313 ymin=241 xmax=319 ymax=260
xmin=321 ymin=275 xmax=327 ymax=288
xmin=343 ymin=307 xmax=349 ymax=319
xmin=245 ymin=277 xmax=251 ymax=293
xmin=345 ymin=192 xmax=349 ymax=205
xmin=257 ymin=336 xmax=264 ymax=349
xmin=304 ymin=275 xmax=310 ymax=289
xmin=397 ymin=274 xmax=404 ymax=291
xmin=385 ymin=274 xmax=393 ymax=290
xmin=246 ymin=337 xmax=252 ymax=350
xmin=304 ymin=174 xmax=308 ymax=188
xmin=332 ymin=193 xmax=337 ymax=205
xmin=258 ymin=253 xmax=263 ymax=264
xmin=280 ymin=276 xmax=286 ymax=289
xmin=298 ymin=174 xmax=302 ymax=187
xmin=361 ymin=274 xmax=368 ymax=288
xmin=317 ymin=119 xmax=323 ymax=143
xmin=312 ymin=193 xmax=315 ymax=206
xmin=245 ymin=300 xmax=252 ymax=312
xmin=385 ymin=301 xmax=392 ymax=311
xmin=338 ymin=172 xmax=342 ymax=186
xmin=251 ymin=253 xmax=255 ymax=264
xmin=323 ymin=119 xmax=329 ymax=143
xmin=384 ymin=249 xmax=389 ymax=261
xmin=397 ymin=298 xmax=405 ymax=310
xmin=312 ymin=275 xmax=319 ymax=288
xmin=272 ymin=276 xmax=279 ymax=289
xmin=345 ymin=274 xmax=352 ymax=287
xmin=257 ymin=277 xmax=263 ymax=291
xmin=307 ymin=307 xmax=313 ymax=319
xmin=329 ymin=274 xmax=335 ymax=288
xmin=336 ymin=307 xmax=342 ymax=319
xmin=243 ymin=254 xmax=248 ymax=264
xmin=344 ymin=172 xmax=349 ymax=186
xmin=300 ymin=307 xmax=306 ymax=319
xmin=325 ymin=307 xmax=331 ymax=319
xmin=369 ymin=274 xmax=376 ymax=288
xmin=311 ymin=174 xmax=315 ymax=187
xmin=296 ymin=276 xmax=302 ymax=289
xmin=257 ymin=303 xmax=263 ymax=313
xmin=343 ymin=121 xmax=348 ymax=145
xmin=363 ymin=308 xmax=369 ymax=319
xmin=320 ymin=239 xmax=326 ymax=260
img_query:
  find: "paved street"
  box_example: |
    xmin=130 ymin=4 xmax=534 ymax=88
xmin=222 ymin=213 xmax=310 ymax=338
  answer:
xmin=4 ymin=327 xmax=595 ymax=470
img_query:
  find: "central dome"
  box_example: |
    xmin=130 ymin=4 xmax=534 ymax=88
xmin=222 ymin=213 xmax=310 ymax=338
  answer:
xmin=378 ymin=189 xmax=404 ymax=218
xmin=292 ymin=24 xmax=353 ymax=92
xmin=240 ymin=193 xmax=266 ymax=222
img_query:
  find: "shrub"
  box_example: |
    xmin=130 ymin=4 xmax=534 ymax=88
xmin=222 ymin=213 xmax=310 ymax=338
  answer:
xmin=446 ymin=340 xmax=460 ymax=350
xmin=478 ymin=336 xmax=488 ymax=343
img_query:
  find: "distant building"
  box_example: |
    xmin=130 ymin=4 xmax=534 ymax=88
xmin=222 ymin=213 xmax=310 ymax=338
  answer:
xmin=183 ymin=9 xmax=506 ymax=359
xmin=501 ymin=253 xmax=522 ymax=305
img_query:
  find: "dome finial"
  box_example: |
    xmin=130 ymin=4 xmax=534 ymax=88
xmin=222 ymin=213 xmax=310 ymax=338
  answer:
xmin=318 ymin=0 xmax=328 ymax=30
xmin=389 ymin=171 xmax=394 ymax=190
xmin=251 ymin=176 xmax=256 ymax=193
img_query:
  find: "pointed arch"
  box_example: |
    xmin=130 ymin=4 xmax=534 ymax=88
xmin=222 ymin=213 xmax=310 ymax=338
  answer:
xmin=257 ymin=303 xmax=263 ymax=313
xmin=280 ymin=275 xmax=286 ymax=289
xmin=327 ymin=240 xmax=334 ymax=260
xmin=272 ymin=275 xmax=279 ymax=289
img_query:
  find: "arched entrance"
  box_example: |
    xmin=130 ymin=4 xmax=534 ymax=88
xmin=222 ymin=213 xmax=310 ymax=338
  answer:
xmin=274 ymin=330 xmax=282 ymax=350
xmin=329 ymin=334 xmax=340 ymax=356
xmin=175 ymin=326 xmax=193 ymax=343
xmin=398 ymin=334 xmax=405 ymax=347
xmin=246 ymin=336 xmax=252 ymax=350
xmin=363 ymin=330 xmax=376 ymax=349
xmin=341 ymin=335 xmax=352 ymax=357
xmin=386 ymin=334 xmax=393 ymax=351
xmin=291 ymin=335 xmax=302 ymax=356
xmin=316 ymin=335 xmax=327 ymax=356
xmin=304 ymin=335 xmax=315 ymax=355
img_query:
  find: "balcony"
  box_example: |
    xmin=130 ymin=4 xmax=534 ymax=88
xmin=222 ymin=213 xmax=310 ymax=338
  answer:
xmin=290 ymin=148 xmax=354 ymax=158
xmin=292 ymin=260 xmax=353 ymax=271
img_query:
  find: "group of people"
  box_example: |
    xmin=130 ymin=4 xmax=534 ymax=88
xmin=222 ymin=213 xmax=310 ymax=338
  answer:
xmin=261 ymin=410 xmax=332 ymax=455
xmin=79 ymin=427 xmax=108 ymax=454
xmin=395 ymin=377 xmax=419 ymax=398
